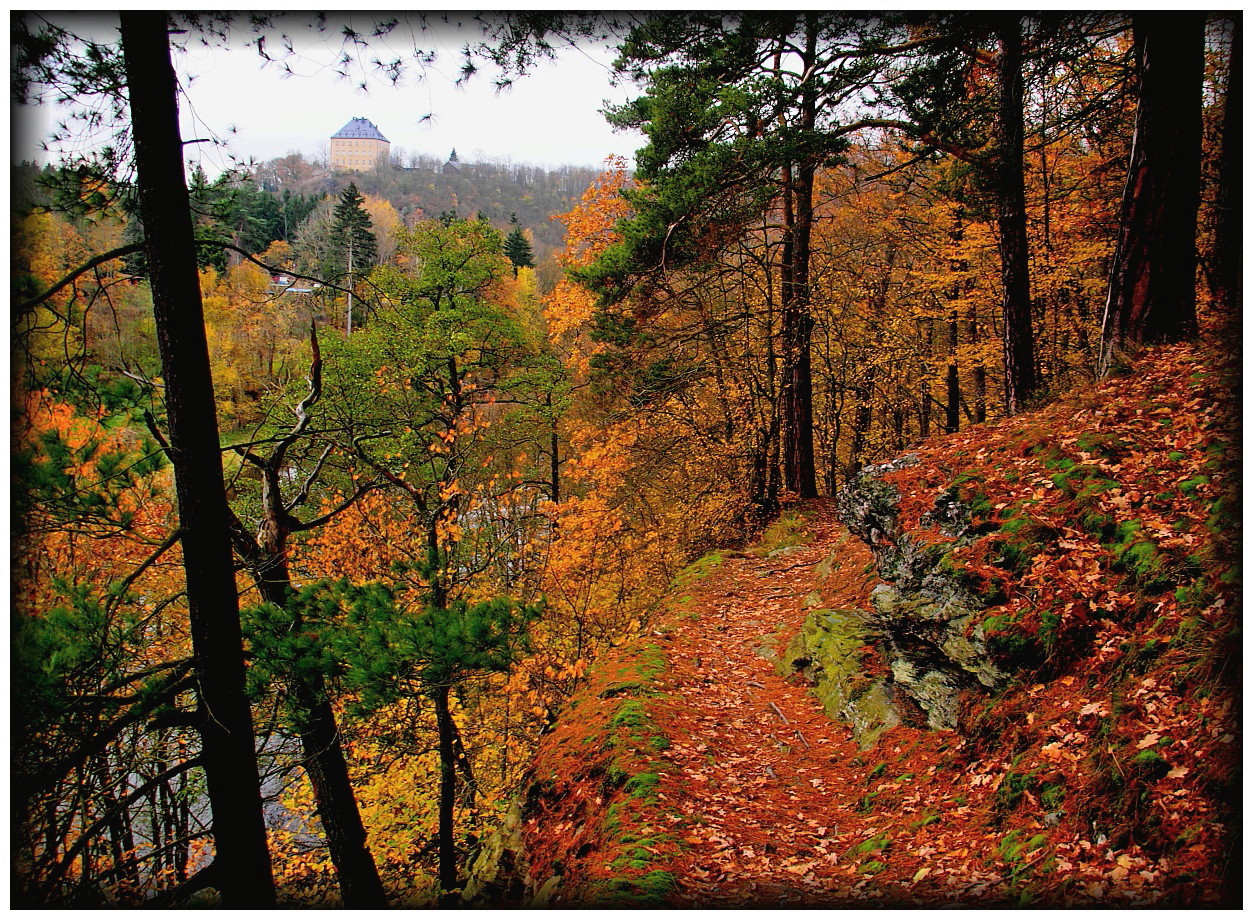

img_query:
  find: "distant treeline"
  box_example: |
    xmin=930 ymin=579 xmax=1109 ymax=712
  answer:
xmin=13 ymin=153 xmax=615 ymax=268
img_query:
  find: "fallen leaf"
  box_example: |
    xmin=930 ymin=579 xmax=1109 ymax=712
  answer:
xmin=913 ymin=867 xmax=931 ymax=883
xmin=1136 ymin=732 xmax=1161 ymax=750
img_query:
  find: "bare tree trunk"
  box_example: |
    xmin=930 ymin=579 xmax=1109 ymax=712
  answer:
xmin=779 ymin=16 xmax=820 ymax=499
xmin=118 ymin=12 xmax=275 ymax=907
xmin=946 ymin=207 xmax=966 ymax=433
xmin=994 ymin=15 xmax=1039 ymax=414
xmin=919 ymin=379 xmax=931 ymax=440
xmin=1100 ymin=13 xmax=1205 ymax=373
xmin=945 ymin=312 xmax=960 ymax=434
xmin=970 ymin=311 xmax=988 ymax=423
xmin=346 ymin=236 xmax=354 ymax=337
xmin=847 ymin=361 xmax=876 ymax=480
xmin=1211 ymin=18 xmax=1242 ymax=316
xmin=433 ymin=684 xmax=460 ymax=902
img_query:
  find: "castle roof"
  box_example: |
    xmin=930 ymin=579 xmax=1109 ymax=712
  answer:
xmin=332 ymin=117 xmax=389 ymax=142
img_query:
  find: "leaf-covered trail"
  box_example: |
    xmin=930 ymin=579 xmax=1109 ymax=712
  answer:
xmin=646 ymin=505 xmax=871 ymax=904
xmin=636 ymin=503 xmax=954 ymax=906
xmin=519 ymin=341 xmax=1236 ymax=909
xmin=521 ymin=494 xmax=1227 ymax=907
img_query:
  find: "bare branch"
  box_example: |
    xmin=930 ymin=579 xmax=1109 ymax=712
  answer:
xmin=283 ymin=444 xmax=333 ymax=515
xmin=39 ymin=756 xmax=206 ymax=898
xmin=291 ymin=480 xmax=380 ymax=532
xmin=104 ymin=528 xmax=183 ymax=616
xmin=15 ymin=242 xmax=144 ymax=315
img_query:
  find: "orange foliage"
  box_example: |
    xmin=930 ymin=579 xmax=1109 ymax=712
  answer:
xmin=544 ymin=157 xmax=631 ymax=340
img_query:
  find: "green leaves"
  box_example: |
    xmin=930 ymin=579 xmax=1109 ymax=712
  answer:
xmin=14 ymin=417 xmax=167 ymax=537
xmin=336 ymin=580 xmax=540 ymax=703
xmin=243 ymin=578 xmax=540 ymax=713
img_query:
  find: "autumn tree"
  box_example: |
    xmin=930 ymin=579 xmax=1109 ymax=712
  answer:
xmin=310 ymin=215 xmax=547 ymax=896
xmin=328 ymin=582 xmax=537 ymax=901
xmin=583 ymin=13 xmax=877 ymax=499
xmin=226 ymin=328 xmax=388 ymax=907
xmin=12 ymin=391 xmax=198 ymax=905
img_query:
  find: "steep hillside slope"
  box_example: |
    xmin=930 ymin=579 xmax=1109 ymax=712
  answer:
xmin=488 ymin=337 xmax=1238 ymax=908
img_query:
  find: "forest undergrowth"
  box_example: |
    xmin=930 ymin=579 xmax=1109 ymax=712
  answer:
xmin=515 ymin=330 xmax=1240 ymax=908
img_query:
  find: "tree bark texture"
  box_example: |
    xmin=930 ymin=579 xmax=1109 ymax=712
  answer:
xmin=993 ymin=16 xmax=1039 ymax=414
xmin=1211 ymin=18 xmax=1242 ymax=316
xmin=433 ymin=684 xmax=459 ymax=899
xmin=1100 ymin=13 xmax=1205 ymax=373
xmin=779 ymin=16 xmax=820 ymax=499
xmin=118 ymin=12 xmax=275 ymax=906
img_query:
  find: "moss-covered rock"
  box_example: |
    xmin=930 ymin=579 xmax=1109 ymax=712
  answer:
xmin=463 ymin=802 xmax=530 ymax=906
xmin=778 ymin=606 xmax=900 ymax=747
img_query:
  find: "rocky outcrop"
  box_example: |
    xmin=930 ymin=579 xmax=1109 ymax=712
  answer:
xmin=777 ymin=603 xmax=899 ymax=748
xmin=830 ymin=457 xmax=1004 ymax=730
xmin=462 ymin=802 xmax=531 ymax=906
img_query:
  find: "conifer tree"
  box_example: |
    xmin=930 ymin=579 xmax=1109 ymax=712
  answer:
xmin=330 ymin=182 xmax=377 ymax=335
xmin=504 ymin=215 xmax=535 ymax=278
xmin=331 ymin=582 xmax=537 ymax=903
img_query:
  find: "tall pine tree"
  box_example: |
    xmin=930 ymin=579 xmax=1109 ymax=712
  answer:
xmin=330 ymin=183 xmax=377 ymax=335
xmin=1099 ymin=13 xmax=1206 ymax=373
xmin=503 ymin=214 xmax=535 ymax=278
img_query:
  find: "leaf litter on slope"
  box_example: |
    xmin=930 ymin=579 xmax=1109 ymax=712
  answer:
xmin=521 ymin=337 xmax=1237 ymax=907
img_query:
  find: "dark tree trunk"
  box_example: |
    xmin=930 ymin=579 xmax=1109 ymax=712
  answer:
xmin=891 ymin=405 xmax=906 ymax=452
xmin=118 ymin=12 xmax=275 ymax=906
xmin=945 ymin=207 xmax=966 ymax=434
xmin=970 ymin=312 xmax=988 ymax=423
xmin=945 ymin=312 xmax=960 ymax=434
xmin=433 ymin=684 xmax=459 ymax=900
xmin=253 ymin=555 xmax=386 ymax=907
xmin=1211 ymin=19 xmax=1242 ymax=316
xmin=1100 ymin=13 xmax=1205 ymax=373
xmin=846 ymin=362 xmax=876 ymax=480
xmin=973 ymin=361 xmax=988 ymax=424
xmin=232 ymin=332 xmax=386 ymax=908
xmin=548 ymin=393 xmax=561 ymax=504
xmin=993 ymin=16 xmax=1039 ymax=414
xmin=919 ymin=380 xmax=931 ymax=440
xmin=779 ymin=16 xmax=820 ymax=500
xmin=288 ymin=680 xmax=387 ymax=907
xmin=750 ymin=411 xmax=782 ymax=517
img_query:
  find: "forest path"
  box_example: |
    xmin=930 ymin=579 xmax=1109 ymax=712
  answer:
xmin=523 ymin=342 xmax=1238 ymax=909
xmin=640 ymin=501 xmax=940 ymax=906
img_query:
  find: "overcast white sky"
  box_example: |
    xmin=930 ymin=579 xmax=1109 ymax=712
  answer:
xmin=15 ymin=12 xmax=647 ymax=173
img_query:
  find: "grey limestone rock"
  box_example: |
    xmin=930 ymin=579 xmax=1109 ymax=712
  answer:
xmin=832 ymin=458 xmax=1006 ymax=730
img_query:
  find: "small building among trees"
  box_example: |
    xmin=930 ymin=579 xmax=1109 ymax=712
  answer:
xmin=330 ymin=117 xmax=391 ymax=172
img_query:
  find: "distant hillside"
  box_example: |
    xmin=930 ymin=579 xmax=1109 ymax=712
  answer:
xmin=254 ymin=153 xmax=610 ymax=263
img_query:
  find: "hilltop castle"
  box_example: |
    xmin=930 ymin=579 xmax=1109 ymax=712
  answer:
xmin=329 ymin=117 xmax=391 ymax=172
